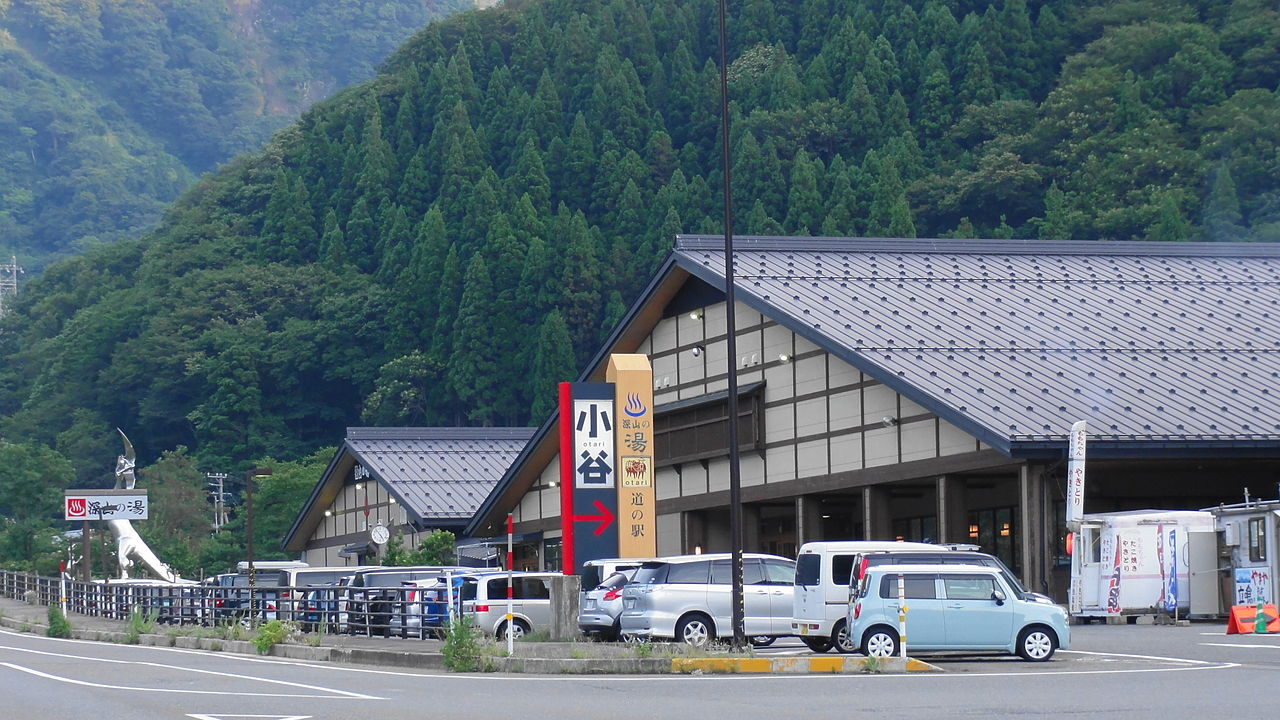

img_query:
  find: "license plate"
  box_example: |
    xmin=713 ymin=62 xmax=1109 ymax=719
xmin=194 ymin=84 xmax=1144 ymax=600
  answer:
xmin=583 ymin=599 xmax=596 ymax=610
xmin=799 ymin=625 xmax=808 ymax=635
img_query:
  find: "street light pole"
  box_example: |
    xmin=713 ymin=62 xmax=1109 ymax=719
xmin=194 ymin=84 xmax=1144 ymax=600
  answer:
xmin=716 ymin=0 xmax=746 ymax=650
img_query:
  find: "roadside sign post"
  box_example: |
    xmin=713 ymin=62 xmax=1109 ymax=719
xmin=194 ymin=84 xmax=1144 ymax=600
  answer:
xmin=559 ymin=382 xmax=620 ymax=575
xmin=65 ymin=489 xmax=149 ymax=582
xmin=507 ymin=513 xmax=514 ymax=657
xmin=1066 ymin=421 xmax=1087 ymax=616
xmin=897 ymin=573 xmax=907 ymax=659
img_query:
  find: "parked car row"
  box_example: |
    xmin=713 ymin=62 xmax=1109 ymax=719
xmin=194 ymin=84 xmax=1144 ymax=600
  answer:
xmin=580 ymin=541 xmax=1068 ymax=662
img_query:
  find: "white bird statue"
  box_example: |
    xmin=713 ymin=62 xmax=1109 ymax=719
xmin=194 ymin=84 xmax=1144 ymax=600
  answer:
xmin=109 ymin=429 xmax=178 ymax=582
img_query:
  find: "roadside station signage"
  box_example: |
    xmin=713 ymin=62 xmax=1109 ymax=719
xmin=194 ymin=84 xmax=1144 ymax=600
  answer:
xmin=608 ymin=354 xmax=656 ymax=559
xmin=560 ymin=382 xmax=620 ymax=575
xmin=64 ymin=489 xmax=148 ymax=521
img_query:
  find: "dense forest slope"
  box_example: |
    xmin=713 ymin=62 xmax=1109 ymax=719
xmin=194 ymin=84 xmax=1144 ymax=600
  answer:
xmin=0 ymin=0 xmax=471 ymax=271
xmin=0 ymin=0 xmax=1276 ymax=537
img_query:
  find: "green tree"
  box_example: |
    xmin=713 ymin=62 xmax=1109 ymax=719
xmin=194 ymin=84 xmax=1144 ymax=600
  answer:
xmin=449 ymin=254 xmax=498 ymax=425
xmin=529 ymin=311 xmax=576 ymax=422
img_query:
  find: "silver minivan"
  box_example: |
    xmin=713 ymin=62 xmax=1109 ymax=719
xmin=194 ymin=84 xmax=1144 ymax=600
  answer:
xmin=458 ymin=571 xmax=560 ymax=639
xmin=619 ymin=553 xmax=795 ymax=647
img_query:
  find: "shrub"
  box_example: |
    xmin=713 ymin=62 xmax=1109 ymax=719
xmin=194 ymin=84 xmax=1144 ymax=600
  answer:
xmin=46 ymin=604 xmax=71 ymax=638
xmin=442 ymin=616 xmax=493 ymax=672
xmin=251 ymin=620 xmax=290 ymax=655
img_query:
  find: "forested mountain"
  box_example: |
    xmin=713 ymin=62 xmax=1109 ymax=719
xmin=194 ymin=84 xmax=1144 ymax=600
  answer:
xmin=0 ymin=0 xmax=1277 ymax=572
xmin=0 ymin=0 xmax=472 ymax=271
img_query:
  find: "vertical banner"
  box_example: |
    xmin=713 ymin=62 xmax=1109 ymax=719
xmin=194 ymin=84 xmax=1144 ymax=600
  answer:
xmin=559 ymin=382 xmax=620 ymax=575
xmin=608 ymin=354 xmax=657 ymax=559
xmin=1065 ymin=420 xmax=1087 ymax=526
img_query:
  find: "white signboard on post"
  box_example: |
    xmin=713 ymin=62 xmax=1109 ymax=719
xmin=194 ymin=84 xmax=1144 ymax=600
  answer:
xmin=64 ymin=489 xmax=148 ymax=521
xmin=1065 ymin=421 xmax=1087 ymax=526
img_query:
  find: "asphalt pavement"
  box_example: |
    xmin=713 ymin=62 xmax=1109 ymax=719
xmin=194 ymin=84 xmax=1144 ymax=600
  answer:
xmin=3 ymin=597 xmax=1279 ymax=719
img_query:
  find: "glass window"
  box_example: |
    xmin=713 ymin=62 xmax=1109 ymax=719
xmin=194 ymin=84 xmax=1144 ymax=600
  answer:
xmin=831 ymin=554 xmax=859 ymax=586
xmin=763 ymin=559 xmax=796 ymax=585
xmin=795 ymin=553 xmax=820 ymax=586
xmin=1249 ymin=518 xmax=1268 ymax=562
xmin=666 ymin=560 xmax=710 ymax=584
xmin=710 ymin=559 xmax=763 ymax=585
xmin=459 ymin=579 xmax=478 ymax=602
xmin=879 ymin=574 xmax=937 ymax=599
xmin=516 ymin=578 xmax=550 ymax=600
xmin=943 ymin=575 xmax=998 ymax=600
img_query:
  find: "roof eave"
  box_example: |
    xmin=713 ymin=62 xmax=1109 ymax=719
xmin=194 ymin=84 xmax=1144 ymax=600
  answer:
xmin=282 ymin=443 xmax=354 ymax=553
xmin=467 ymin=255 xmax=690 ymax=536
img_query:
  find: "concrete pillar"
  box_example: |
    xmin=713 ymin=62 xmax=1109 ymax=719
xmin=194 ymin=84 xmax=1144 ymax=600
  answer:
xmin=863 ymin=486 xmax=892 ymax=540
xmin=936 ymin=476 xmax=968 ymax=545
xmin=1019 ymin=464 xmax=1050 ymax=595
xmin=548 ymin=574 xmax=582 ymax=640
xmin=743 ymin=504 xmax=761 ymax=553
xmin=796 ymin=495 xmax=823 ymax=545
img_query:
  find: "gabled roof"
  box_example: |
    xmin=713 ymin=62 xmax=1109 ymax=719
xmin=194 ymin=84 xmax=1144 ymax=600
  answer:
xmin=283 ymin=427 xmax=534 ymax=552
xmin=467 ymin=236 xmax=1280 ymax=536
xmin=674 ymin=236 xmax=1280 ymax=455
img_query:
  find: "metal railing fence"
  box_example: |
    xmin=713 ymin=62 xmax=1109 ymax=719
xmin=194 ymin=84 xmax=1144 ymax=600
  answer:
xmin=0 ymin=570 xmax=456 ymax=639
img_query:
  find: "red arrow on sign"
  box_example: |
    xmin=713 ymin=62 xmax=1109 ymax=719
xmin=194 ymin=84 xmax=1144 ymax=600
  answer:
xmin=572 ymin=500 xmax=615 ymax=536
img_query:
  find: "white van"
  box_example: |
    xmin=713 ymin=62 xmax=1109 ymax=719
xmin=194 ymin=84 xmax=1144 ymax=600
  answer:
xmin=791 ymin=540 xmax=939 ymax=652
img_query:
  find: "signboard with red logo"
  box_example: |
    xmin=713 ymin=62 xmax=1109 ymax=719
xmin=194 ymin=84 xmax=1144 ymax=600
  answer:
xmin=64 ymin=489 xmax=148 ymax=521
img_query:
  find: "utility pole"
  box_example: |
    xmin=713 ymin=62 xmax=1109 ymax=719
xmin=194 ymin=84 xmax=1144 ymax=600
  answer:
xmin=0 ymin=255 xmax=22 ymax=318
xmin=244 ymin=468 xmax=272 ymax=588
xmin=206 ymin=473 xmax=229 ymax=529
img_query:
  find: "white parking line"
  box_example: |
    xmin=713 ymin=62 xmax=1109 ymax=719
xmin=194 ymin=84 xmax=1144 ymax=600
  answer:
xmin=1058 ymin=649 xmax=1216 ymax=665
xmin=1200 ymin=642 xmax=1280 ymax=650
xmin=0 ymin=644 xmax=383 ymax=699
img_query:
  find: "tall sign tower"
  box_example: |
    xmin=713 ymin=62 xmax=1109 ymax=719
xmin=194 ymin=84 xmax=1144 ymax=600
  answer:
xmin=0 ymin=256 xmax=22 ymax=317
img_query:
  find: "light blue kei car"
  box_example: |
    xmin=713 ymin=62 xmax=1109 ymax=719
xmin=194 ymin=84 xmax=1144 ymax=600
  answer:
xmin=847 ymin=564 xmax=1070 ymax=661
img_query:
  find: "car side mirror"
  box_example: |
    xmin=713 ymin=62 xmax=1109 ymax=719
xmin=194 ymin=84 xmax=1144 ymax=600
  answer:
xmin=992 ymin=590 xmax=1006 ymax=606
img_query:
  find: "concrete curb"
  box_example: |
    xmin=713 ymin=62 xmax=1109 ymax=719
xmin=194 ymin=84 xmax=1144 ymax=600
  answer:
xmin=0 ymin=613 xmax=447 ymax=669
xmin=670 ymin=656 xmax=941 ymax=674
xmin=0 ymin=608 xmax=937 ymax=675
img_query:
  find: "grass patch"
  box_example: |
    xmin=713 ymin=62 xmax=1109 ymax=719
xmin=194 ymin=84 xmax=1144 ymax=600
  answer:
xmin=442 ymin=616 xmax=496 ymax=672
xmin=861 ymin=654 xmax=883 ymax=674
xmin=125 ymin=605 xmax=158 ymax=644
xmin=46 ymin=604 xmax=71 ymax=638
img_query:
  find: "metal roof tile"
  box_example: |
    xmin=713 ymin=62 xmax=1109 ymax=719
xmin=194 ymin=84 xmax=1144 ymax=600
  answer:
xmin=674 ymin=236 xmax=1280 ymax=450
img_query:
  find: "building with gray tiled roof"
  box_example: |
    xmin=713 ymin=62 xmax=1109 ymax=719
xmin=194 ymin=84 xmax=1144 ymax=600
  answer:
xmin=283 ymin=427 xmax=534 ymax=565
xmin=467 ymin=236 xmax=1280 ymax=602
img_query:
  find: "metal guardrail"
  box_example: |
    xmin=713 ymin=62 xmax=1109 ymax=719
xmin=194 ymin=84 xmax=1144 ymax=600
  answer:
xmin=0 ymin=570 xmax=454 ymax=639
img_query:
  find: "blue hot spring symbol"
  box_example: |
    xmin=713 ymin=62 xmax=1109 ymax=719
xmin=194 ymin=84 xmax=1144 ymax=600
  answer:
xmin=624 ymin=392 xmax=647 ymax=417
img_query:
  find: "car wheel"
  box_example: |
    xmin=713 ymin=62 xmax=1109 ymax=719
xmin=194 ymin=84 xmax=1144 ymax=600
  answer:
xmin=750 ymin=635 xmax=776 ymax=648
xmin=862 ymin=626 xmax=899 ymax=658
xmin=499 ymin=618 xmax=530 ymax=641
xmin=832 ymin=620 xmax=858 ymax=654
xmin=676 ymin=613 xmax=714 ymax=648
xmin=1017 ymin=626 xmax=1057 ymax=662
xmin=802 ymin=636 xmax=834 ymax=653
